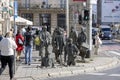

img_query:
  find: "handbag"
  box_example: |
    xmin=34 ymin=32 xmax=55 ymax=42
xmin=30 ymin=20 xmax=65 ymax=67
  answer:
xmin=98 ymin=38 xmax=102 ymax=45
xmin=18 ymin=38 xmax=23 ymax=45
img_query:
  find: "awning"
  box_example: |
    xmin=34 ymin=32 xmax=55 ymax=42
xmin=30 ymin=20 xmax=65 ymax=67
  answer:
xmin=10 ymin=16 xmax=33 ymax=25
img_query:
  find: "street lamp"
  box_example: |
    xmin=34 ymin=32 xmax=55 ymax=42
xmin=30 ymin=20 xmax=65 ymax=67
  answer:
xmin=66 ymin=0 xmax=69 ymax=37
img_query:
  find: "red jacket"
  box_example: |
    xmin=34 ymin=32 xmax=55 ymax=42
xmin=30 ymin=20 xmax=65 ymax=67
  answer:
xmin=16 ymin=34 xmax=24 ymax=51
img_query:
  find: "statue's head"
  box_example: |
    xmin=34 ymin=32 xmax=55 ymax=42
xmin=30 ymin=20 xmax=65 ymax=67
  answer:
xmin=68 ymin=38 xmax=73 ymax=45
xmin=71 ymin=26 xmax=74 ymax=31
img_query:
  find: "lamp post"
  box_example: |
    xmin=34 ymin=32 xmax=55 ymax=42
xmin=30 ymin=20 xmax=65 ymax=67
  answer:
xmin=66 ymin=0 xmax=69 ymax=37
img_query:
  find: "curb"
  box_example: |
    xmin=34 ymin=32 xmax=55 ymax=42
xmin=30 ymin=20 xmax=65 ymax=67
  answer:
xmin=94 ymin=58 xmax=119 ymax=71
xmin=32 ymin=57 xmax=119 ymax=79
xmin=14 ymin=57 xmax=120 ymax=80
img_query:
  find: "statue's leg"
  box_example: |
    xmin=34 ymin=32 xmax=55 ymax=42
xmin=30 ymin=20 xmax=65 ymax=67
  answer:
xmin=71 ymin=56 xmax=76 ymax=66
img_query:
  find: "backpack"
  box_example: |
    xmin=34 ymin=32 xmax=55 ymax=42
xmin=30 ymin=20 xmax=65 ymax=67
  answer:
xmin=25 ymin=32 xmax=32 ymax=46
xmin=34 ymin=36 xmax=40 ymax=46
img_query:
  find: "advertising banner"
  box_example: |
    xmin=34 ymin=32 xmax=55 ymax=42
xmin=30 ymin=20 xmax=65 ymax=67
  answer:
xmin=102 ymin=0 xmax=120 ymax=23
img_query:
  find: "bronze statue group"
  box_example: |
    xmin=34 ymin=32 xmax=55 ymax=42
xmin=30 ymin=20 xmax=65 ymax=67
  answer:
xmin=37 ymin=26 xmax=87 ymax=68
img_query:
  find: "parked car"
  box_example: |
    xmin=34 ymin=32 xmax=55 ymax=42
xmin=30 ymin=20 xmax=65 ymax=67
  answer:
xmin=100 ymin=25 xmax=112 ymax=40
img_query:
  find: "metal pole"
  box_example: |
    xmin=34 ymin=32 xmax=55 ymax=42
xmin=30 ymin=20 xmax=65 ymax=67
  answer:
xmin=87 ymin=0 xmax=92 ymax=57
xmin=66 ymin=0 xmax=69 ymax=37
xmin=14 ymin=0 xmax=17 ymax=74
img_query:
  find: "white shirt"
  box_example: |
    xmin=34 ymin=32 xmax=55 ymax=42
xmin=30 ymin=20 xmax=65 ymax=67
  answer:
xmin=0 ymin=37 xmax=17 ymax=56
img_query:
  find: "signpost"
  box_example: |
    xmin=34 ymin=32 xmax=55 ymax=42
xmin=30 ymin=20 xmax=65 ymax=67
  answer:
xmin=14 ymin=1 xmax=18 ymax=35
xmin=14 ymin=0 xmax=18 ymax=74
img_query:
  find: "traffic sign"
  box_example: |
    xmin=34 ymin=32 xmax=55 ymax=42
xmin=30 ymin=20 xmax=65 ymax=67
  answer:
xmin=14 ymin=1 xmax=18 ymax=18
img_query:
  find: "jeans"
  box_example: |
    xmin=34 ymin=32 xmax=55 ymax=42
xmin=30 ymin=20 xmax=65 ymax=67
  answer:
xmin=25 ymin=45 xmax=32 ymax=64
xmin=0 ymin=55 xmax=14 ymax=79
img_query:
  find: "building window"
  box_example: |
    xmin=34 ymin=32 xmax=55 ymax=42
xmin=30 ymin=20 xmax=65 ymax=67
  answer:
xmin=21 ymin=13 xmax=33 ymax=21
xmin=41 ymin=0 xmax=49 ymax=8
xmin=43 ymin=0 xmax=48 ymax=4
xmin=39 ymin=14 xmax=51 ymax=32
xmin=57 ymin=14 xmax=66 ymax=30
xmin=25 ymin=0 xmax=30 ymax=8
xmin=60 ymin=0 xmax=66 ymax=8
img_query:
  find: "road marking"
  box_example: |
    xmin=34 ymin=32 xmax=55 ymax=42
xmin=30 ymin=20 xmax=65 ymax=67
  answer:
xmin=87 ymin=73 xmax=120 ymax=77
xmin=87 ymin=73 xmax=106 ymax=75
xmin=109 ymin=74 xmax=120 ymax=77
xmin=109 ymin=51 xmax=120 ymax=56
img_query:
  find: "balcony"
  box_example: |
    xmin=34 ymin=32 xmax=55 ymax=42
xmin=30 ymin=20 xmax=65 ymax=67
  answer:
xmin=18 ymin=3 xmax=66 ymax=9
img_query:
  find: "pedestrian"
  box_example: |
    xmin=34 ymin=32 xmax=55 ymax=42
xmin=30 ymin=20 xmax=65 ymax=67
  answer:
xmin=15 ymin=30 xmax=24 ymax=61
xmin=94 ymin=32 xmax=102 ymax=55
xmin=0 ymin=32 xmax=17 ymax=80
xmin=34 ymin=29 xmax=40 ymax=50
xmin=24 ymin=26 xmax=34 ymax=65
xmin=0 ymin=30 xmax=4 ymax=60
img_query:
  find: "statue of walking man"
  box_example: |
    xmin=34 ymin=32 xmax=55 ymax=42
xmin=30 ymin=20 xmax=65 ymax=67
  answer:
xmin=52 ymin=27 xmax=65 ymax=65
xmin=39 ymin=26 xmax=53 ymax=67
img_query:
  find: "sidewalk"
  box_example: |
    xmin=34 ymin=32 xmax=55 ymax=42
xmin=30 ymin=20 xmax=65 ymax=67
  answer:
xmin=14 ymin=56 xmax=119 ymax=80
xmin=14 ymin=48 xmax=120 ymax=80
xmin=0 ymin=49 xmax=120 ymax=80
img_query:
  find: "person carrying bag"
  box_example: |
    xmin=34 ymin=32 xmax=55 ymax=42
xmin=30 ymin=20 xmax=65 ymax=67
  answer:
xmin=94 ymin=32 xmax=102 ymax=55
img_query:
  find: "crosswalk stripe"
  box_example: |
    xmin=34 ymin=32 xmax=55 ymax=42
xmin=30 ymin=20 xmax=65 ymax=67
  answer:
xmin=87 ymin=73 xmax=106 ymax=75
xmin=109 ymin=74 xmax=120 ymax=77
xmin=109 ymin=51 xmax=120 ymax=56
xmin=87 ymin=73 xmax=120 ymax=77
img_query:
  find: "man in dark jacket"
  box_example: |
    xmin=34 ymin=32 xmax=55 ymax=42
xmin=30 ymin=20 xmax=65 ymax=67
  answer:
xmin=24 ymin=26 xmax=34 ymax=65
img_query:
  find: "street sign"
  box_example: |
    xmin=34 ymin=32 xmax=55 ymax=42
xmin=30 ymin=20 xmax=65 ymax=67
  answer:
xmin=14 ymin=1 xmax=18 ymax=18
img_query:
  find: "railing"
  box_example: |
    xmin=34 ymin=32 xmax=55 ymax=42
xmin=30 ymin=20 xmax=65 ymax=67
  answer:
xmin=18 ymin=3 xmax=66 ymax=9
